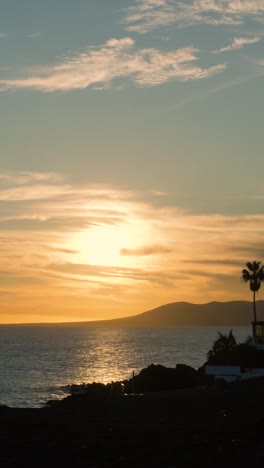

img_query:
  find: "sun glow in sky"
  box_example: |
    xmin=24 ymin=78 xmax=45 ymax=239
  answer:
xmin=71 ymin=224 xmax=137 ymax=267
xmin=1 ymin=1 xmax=264 ymax=323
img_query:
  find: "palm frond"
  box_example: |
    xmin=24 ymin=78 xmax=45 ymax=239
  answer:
xmin=241 ymin=269 xmax=251 ymax=282
xmin=246 ymin=262 xmax=254 ymax=271
xmin=207 ymin=329 xmax=237 ymax=360
xmin=260 ymin=266 xmax=264 ymax=280
xmin=246 ymin=261 xmax=261 ymax=272
xmin=253 ymin=261 xmax=261 ymax=270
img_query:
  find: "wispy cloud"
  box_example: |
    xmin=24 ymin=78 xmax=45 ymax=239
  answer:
xmin=0 ymin=37 xmax=225 ymax=92
xmin=120 ymin=245 xmax=172 ymax=256
xmin=0 ymin=184 xmax=73 ymax=201
xmin=0 ymin=171 xmax=63 ymax=185
xmin=2 ymin=170 xmax=264 ymax=321
xmin=124 ymin=0 xmax=264 ymax=33
xmin=213 ymin=36 xmax=261 ymax=53
xmin=0 ymin=33 xmax=7 ymax=39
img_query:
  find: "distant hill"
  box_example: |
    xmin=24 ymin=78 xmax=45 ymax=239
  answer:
xmin=77 ymin=301 xmax=264 ymax=327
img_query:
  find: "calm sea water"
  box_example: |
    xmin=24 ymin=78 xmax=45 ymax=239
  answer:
xmin=0 ymin=325 xmax=250 ymax=408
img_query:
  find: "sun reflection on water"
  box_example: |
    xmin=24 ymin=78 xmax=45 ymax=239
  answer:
xmin=0 ymin=325 xmax=251 ymax=407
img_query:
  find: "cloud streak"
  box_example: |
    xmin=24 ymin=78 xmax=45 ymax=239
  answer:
xmin=0 ymin=37 xmax=225 ymax=92
xmin=213 ymin=36 xmax=261 ymax=53
xmin=2 ymin=170 xmax=264 ymax=321
xmin=120 ymin=245 xmax=172 ymax=256
xmin=124 ymin=0 xmax=264 ymax=33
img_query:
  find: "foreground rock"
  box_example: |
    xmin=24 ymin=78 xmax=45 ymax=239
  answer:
xmin=2 ymin=363 xmax=264 ymax=467
xmin=123 ymin=363 xmax=198 ymax=393
xmin=52 ymin=363 xmax=200 ymax=407
xmin=1 ymin=377 xmax=264 ymax=467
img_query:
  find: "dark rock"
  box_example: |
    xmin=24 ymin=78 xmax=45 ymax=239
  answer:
xmin=47 ymin=381 xmax=124 ymax=407
xmin=124 ymin=363 xmax=198 ymax=393
xmin=175 ymin=363 xmax=197 ymax=385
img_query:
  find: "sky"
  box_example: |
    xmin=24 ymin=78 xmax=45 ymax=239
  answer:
xmin=1 ymin=0 xmax=264 ymax=323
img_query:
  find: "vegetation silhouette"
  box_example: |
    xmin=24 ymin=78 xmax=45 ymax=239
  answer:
xmin=207 ymin=329 xmax=237 ymax=360
xmin=242 ymin=261 xmax=264 ymax=325
xmin=206 ymin=330 xmax=264 ymax=367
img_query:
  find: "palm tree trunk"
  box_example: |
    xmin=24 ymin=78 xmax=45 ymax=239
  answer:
xmin=253 ymin=290 xmax=257 ymax=338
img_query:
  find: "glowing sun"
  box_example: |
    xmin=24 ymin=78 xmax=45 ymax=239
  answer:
xmin=71 ymin=225 xmax=131 ymax=266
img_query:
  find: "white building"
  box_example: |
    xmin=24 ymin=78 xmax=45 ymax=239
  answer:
xmin=205 ymin=321 xmax=264 ymax=383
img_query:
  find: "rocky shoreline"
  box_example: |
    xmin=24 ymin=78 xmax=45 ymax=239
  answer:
xmin=1 ymin=364 xmax=264 ymax=467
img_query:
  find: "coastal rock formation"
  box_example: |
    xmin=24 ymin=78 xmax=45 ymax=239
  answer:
xmin=123 ymin=363 xmax=198 ymax=393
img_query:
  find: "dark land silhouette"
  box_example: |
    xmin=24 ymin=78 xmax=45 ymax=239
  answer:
xmin=7 ymin=300 xmax=264 ymax=327
xmin=2 ymin=331 xmax=264 ymax=467
xmin=1 ymin=362 xmax=264 ymax=467
xmin=65 ymin=300 xmax=264 ymax=327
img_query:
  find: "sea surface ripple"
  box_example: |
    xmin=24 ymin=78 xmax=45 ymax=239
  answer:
xmin=0 ymin=325 xmax=250 ymax=407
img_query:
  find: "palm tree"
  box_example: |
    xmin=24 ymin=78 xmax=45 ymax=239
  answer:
xmin=207 ymin=329 xmax=237 ymax=360
xmin=242 ymin=261 xmax=264 ymax=327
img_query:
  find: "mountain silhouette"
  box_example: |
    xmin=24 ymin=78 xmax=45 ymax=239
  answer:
xmin=77 ymin=301 xmax=264 ymax=327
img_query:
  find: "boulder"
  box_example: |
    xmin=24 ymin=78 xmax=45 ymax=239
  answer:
xmin=124 ymin=363 xmax=198 ymax=393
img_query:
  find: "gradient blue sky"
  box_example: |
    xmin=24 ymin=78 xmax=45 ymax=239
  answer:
xmin=1 ymin=1 xmax=264 ymax=323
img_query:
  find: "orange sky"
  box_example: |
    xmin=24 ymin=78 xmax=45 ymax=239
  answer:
xmin=0 ymin=172 xmax=262 ymax=323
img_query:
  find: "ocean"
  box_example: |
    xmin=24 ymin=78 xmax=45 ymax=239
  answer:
xmin=0 ymin=325 xmax=250 ymax=408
